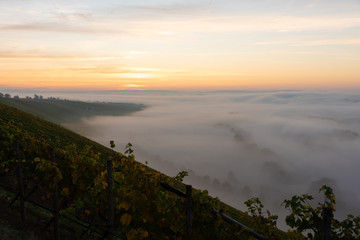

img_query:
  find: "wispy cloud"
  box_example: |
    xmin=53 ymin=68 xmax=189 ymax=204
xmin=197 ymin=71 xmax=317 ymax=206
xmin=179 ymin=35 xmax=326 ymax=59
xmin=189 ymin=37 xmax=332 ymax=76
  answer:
xmin=0 ymin=22 xmax=97 ymax=33
xmin=303 ymin=38 xmax=360 ymax=46
xmin=306 ymin=0 xmax=319 ymax=9
xmin=3 ymin=13 xmax=360 ymax=36
xmin=168 ymin=15 xmax=360 ymax=33
xmin=255 ymin=38 xmax=360 ymax=46
xmin=1 ymin=0 xmax=360 ymax=90
xmin=112 ymin=3 xmax=211 ymax=17
xmin=0 ymin=53 xmax=117 ymax=61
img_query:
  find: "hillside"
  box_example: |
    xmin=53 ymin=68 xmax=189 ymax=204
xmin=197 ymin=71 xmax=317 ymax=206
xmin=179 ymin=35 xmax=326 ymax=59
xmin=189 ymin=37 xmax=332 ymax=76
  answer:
xmin=0 ymin=102 xmax=270 ymax=240
xmin=0 ymin=97 xmax=145 ymax=124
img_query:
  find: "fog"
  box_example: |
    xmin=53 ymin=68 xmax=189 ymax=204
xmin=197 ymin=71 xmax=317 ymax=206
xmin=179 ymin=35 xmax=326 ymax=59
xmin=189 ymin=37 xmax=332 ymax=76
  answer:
xmin=7 ymin=89 xmax=360 ymax=229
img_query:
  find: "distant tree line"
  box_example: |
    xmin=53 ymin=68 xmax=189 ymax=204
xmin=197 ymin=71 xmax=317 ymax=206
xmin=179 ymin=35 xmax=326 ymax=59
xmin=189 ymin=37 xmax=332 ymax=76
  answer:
xmin=0 ymin=92 xmax=11 ymax=98
xmin=0 ymin=93 xmax=61 ymax=100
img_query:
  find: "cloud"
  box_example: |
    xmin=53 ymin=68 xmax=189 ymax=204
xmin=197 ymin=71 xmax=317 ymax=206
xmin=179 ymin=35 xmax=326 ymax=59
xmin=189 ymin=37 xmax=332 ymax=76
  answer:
xmin=255 ymin=38 xmax=360 ymax=46
xmin=67 ymin=66 xmax=128 ymax=73
xmin=306 ymin=0 xmax=319 ymax=8
xmin=192 ymin=15 xmax=360 ymax=33
xmin=0 ymin=22 xmax=97 ymax=33
xmin=111 ymin=2 xmax=212 ymax=19
xmin=0 ymin=54 xmax=112 ymax=60
xmin=299 ymin=38 xmax=360 ymax=46
xmin=3 ymin=11 xmax=360 ymax=37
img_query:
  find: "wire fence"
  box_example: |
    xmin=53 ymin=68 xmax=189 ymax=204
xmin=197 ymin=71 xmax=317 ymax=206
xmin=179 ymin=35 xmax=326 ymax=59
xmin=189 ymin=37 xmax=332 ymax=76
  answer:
xmin=0 ymin=141 xmax=123 ymax=240
xmin=0 ymin=141 xmax=333 ymax=240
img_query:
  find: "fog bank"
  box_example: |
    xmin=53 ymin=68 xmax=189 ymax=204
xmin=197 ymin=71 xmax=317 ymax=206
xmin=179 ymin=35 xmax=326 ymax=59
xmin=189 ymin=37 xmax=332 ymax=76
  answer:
xmin=49 ymin=90 xmax=360 ymax=229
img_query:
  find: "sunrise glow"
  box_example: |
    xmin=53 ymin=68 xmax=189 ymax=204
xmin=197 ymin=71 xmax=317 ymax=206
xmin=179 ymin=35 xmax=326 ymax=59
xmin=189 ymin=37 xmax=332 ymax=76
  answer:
xmin=1 ymin=0 xmax=360 ymax=90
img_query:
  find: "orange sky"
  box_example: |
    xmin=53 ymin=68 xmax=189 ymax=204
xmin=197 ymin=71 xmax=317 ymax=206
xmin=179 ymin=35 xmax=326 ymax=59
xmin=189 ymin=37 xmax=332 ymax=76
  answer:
xmin=1 ymin=0 xmax=360 ymax=90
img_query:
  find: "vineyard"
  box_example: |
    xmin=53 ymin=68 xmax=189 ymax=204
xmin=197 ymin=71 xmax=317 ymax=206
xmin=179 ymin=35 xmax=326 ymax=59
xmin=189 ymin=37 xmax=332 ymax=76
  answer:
xmin=0 ymin=96 xmax=146 ymax=124
xmin=0 ymin=102 xmax=261 ymax=239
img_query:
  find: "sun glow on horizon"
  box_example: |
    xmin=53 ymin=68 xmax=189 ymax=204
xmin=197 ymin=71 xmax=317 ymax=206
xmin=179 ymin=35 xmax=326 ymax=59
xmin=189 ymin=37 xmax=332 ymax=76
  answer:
xmin=0 ymin=0 xmax=359 ymax=90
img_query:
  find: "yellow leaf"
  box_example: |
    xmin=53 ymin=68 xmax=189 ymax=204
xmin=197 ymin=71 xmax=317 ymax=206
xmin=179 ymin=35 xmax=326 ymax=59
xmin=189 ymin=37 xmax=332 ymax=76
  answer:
xmin=170 ymin=223 xmax=178 ymax=232
xmin=142 ymin=230 xmax=149 ymax=238
xmin=118 ymin=202 xmax=131 ymax=211
xmin=126 ymin=229 xmax=137 ymax=240
xmin=62 ymin=187 xmax=69 ymax=195
xmin=85 ymin=209 xmax=91 ymax=215
xmin=120 ymin=213 xmax=132 ymax=226
xmin=102 ymin=181 xmax=108 ymax=189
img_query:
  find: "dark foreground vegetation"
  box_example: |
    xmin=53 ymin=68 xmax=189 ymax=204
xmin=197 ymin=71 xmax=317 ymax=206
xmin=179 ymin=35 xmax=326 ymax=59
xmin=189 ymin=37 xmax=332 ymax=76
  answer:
xmin=0 ymin=101 xmax=359 ymax=239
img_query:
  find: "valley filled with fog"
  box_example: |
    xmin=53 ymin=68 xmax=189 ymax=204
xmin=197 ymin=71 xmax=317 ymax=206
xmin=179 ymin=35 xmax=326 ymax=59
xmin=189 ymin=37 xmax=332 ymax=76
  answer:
xmin=8 ymin=90 xmax=360 ymax=228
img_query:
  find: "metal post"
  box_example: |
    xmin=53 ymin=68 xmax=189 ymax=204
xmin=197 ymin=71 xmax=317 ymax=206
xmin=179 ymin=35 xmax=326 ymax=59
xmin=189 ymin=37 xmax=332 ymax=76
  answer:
xmin=15 ymin=140 xmax=26 ymax=226
xmin=107 ymin=158 xmax=114 ymax=240
xmin=321 ymin=207 xmax=333 ymax=240
xmin=186 ymin=185 xmax=192 ymax=240
xmin=52 ymin=147 xmax=60 ymax=240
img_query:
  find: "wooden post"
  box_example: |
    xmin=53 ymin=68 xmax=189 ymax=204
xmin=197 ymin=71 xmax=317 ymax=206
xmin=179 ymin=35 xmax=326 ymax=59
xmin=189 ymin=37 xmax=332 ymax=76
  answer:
xmin=321 ymin=207 xmax=333 ymax=240
xmin=186 ymin=185 xmax=192 ymax=240
xmin=52 ymin=147 xmax=60 ymax=240
xmin=107 ymin=158 xmax=114 ymax=240
xmin=15 ymin=140 xmax=26 ymax=226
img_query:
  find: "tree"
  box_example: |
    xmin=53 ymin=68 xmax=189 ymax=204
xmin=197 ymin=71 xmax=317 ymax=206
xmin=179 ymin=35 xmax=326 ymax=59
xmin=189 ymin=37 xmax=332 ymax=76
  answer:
xmin=283 ymin=185 xmax=360 ymax=239
xmin=244 ymin=197 xmax=281 ymax=239
xmin=245 ymin=186 xmax=360 ymax=239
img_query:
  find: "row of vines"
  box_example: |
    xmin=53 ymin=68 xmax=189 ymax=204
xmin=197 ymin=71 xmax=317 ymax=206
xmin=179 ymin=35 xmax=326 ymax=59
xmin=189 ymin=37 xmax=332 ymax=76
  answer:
xmin=0 ymin=118 xmax=253 ymax=240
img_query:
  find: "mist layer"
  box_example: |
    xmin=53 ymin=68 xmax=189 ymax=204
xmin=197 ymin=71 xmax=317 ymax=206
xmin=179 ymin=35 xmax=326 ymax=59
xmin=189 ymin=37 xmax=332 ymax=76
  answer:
xmin=62 ymin=90 xmax=360 ymax=228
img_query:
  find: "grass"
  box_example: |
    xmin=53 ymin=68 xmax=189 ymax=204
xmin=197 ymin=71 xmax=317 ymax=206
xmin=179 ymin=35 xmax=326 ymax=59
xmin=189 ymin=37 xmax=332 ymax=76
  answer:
xmin=0 ymin=102 xmax=117 ymax=154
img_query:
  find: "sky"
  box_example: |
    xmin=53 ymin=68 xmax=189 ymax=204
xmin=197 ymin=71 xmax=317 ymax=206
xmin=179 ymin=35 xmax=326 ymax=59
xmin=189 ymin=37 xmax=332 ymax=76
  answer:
xmin=1 ymin=0 xmax=360 ymax=90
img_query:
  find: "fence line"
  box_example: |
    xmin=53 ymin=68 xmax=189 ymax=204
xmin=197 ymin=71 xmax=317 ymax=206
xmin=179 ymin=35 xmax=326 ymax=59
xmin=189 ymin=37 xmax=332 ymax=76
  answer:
xmin=0 ymin=181 xmax=123 ymax=240
xmin=0 ymin=142 xmax=123 ymax=240
xmin=2 ymin=141 xmax=278 ymax=240
xmin=160 ymin=182 xmax=268 ymax=240
xmin=1 ymin=140 xmax=334 ymax=240
xmin=212 ymin=209 xmax=268 ymax=240
xmin=159 ymin=182 xmax=193 ymax=240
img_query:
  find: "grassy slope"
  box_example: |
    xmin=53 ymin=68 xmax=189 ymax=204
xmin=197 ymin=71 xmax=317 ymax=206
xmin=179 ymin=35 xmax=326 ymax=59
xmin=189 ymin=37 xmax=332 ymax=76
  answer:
xmin=0 ymin=102 xmax=114 ymax=155
xmin=0 ymin=97 xmax=146 ymax=124
xmin=0 ymin=101 xmax=284 ymax=239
